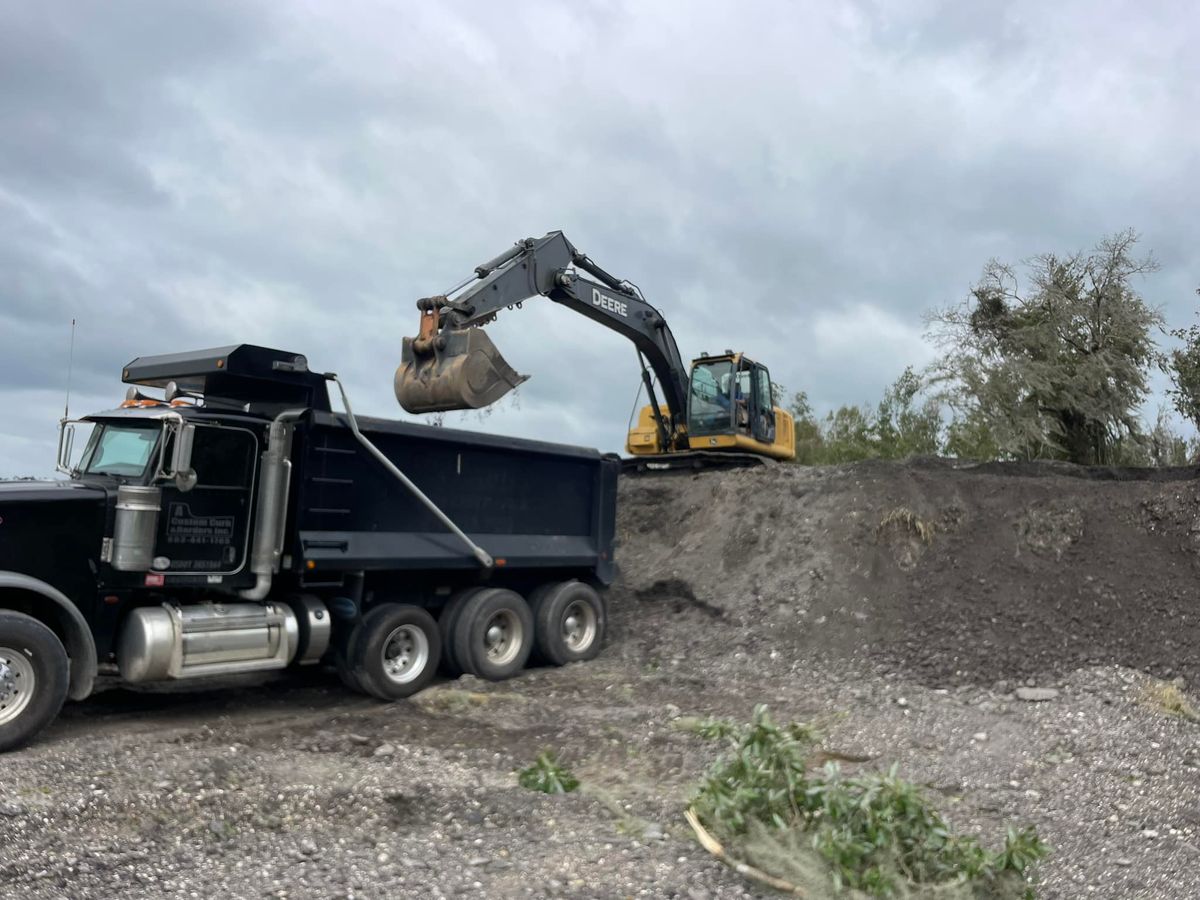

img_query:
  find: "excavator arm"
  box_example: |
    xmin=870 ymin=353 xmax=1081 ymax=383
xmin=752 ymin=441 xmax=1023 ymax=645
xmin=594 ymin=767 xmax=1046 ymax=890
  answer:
xmin=396 ymin=231 xmax=691 ymax=450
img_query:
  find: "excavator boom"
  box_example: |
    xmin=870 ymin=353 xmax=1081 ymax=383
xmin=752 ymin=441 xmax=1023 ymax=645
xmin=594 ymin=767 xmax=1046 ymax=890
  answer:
xmin=395 ymin=230 xmax=796 ymax=468
xmin=396 ymin=232 xmax=690 ymax=449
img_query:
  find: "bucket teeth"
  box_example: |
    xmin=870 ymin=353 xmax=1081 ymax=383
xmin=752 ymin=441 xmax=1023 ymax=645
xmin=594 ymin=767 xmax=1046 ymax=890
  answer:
xmin=395 ymin=327 xmax=529 ymax=414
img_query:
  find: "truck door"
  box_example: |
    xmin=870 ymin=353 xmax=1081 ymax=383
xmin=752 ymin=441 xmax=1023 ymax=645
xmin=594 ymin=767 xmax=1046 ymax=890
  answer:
xmin=155 ymin=425 xmax=258 ymax=576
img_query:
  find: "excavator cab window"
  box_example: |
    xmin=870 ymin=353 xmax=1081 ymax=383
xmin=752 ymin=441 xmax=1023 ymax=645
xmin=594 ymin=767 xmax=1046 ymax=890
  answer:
xmin=733 ymin=358 xmax=774 ymax=442
xmin=751 ymin=363 xmax=777 ymax=445
xmin=688 ymin=357 xmax=777 ymax=444
xmin=687 ymin=359 xmax=736 ymax=436
xmin=734 ymin=369 xmax=753 ymax=434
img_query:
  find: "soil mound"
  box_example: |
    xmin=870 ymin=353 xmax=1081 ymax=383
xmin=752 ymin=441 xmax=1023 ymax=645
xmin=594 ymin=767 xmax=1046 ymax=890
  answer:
xmin=612 ymin=458 xmax=1200 ymax=686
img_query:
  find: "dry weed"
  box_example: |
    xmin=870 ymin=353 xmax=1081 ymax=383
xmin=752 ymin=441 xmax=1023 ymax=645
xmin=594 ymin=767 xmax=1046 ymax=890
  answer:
xmin=878 ymin=507 xmax=937 ymax=543
xmin=1140 ymin=680 xmax=1199 ymax=723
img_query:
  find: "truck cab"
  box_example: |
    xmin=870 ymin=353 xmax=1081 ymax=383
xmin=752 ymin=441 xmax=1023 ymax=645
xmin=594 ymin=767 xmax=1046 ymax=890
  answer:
xmin=67 ymin=410 xmax=259 ymax=584
xmin=0 ymin=345 xmax=618 ymax=752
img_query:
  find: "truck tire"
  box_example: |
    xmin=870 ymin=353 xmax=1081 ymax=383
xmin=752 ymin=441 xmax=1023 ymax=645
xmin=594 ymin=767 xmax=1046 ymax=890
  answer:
xmin=350 ymin=605 xmax=441 ymax=701
xmin=525 ymin=583 xmax=554 ymax=665
xmin=438 ymin=587 xmax=486 ymax=677
xmin=334 ymin=623 xmax=366 ymax=694
xmin=452 ymin=588 xmax=533 ymax=681
xmin=0 ymin=611 xmax=70 ymax=753
xmin=530 ymin=581 xmax=606 ymax=666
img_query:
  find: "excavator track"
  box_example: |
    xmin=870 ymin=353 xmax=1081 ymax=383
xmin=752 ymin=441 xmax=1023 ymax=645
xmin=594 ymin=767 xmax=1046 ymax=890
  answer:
xmin=620 ymin=451 xmax=778 ymax=474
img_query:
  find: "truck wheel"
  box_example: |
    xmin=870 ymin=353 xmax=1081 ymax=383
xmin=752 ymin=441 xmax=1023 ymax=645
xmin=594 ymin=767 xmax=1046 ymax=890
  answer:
xmin=351 ymin=605 xmax=441 ymax=701
xmin=334 ymin=623 xmax=366 ymax=694
xmin=438 ymin=587 xmax=485 ymax=677
xmin=452 ymin=588 xmax=533 ymax=681
xmin=0 ymin=611 xmax=70 ymax=753
xmin=531 ymin=581 xmax=606 ymax=666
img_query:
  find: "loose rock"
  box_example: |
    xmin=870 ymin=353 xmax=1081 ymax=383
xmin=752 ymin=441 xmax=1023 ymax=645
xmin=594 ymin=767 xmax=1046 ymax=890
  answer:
xmin=1015 ymin=687 xmax=1060 ymax=702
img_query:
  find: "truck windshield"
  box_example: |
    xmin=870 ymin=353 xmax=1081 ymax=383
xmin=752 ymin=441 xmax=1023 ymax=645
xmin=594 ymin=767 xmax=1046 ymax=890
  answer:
xmin=81 ymin=424 xmax=160 ymax=477
xmin=687 ymin=360 xmax=735 ymax=436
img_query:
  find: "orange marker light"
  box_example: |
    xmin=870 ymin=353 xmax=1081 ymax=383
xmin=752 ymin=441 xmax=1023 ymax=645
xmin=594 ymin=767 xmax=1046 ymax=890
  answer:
xmin=494 ymin=558 xmax=507 ymax=567
xmin=305 ymin=560 xmax=316 ymax=570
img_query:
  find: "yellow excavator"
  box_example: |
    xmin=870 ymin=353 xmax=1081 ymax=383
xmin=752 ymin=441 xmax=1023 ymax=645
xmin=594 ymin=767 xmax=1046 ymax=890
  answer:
xmin=394 ymin=231 xmax=795 ymax=470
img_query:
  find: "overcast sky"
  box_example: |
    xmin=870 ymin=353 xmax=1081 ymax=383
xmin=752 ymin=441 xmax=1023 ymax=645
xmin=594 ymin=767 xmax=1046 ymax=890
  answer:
xmin=2 ymin=0 xmax=1198 ymax=476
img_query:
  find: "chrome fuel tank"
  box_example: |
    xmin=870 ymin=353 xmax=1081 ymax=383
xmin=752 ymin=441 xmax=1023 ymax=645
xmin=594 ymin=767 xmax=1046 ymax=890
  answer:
xmin=118 ymin=601 xmax=300 ymax=682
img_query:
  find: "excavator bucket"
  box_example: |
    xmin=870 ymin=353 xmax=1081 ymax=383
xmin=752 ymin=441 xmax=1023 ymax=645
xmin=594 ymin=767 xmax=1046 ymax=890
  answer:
xmin=394 ymin=327 xmax=529 ymax=413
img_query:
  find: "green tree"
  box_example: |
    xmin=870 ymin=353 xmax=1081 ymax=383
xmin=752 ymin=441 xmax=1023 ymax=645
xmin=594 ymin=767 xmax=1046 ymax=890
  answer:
xmin=943 ymin=407 xmax=1002 ymax=461
xmin=1167 ymin=292 xmax=1200 ymax=435
xmin=789 ymin=370 xmax=943 ymax=464
xmin=788 ymin=391 xmax=826 ymax=465
xmin=928 ymin=230 xmax=1162 ymax=465
xmin=872 ymin=367 xmax=941 ymax=459
xmin=1104 ymin=415 xmax=1192 ymax=466
xmin=821 ymin=405 xmax=876 ymax=463
xmin=1146 ymin=415 xmax=1193 ymax=466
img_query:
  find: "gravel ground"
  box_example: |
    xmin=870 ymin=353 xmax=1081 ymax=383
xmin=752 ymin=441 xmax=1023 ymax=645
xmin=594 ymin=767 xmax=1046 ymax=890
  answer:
xmin=4 ymin=460 xmax=1200 ymax=898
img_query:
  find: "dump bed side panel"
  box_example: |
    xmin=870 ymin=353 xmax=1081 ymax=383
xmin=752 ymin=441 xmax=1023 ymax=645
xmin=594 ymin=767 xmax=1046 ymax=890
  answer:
xmin=290 ymin=413 xmax=617 ymax=582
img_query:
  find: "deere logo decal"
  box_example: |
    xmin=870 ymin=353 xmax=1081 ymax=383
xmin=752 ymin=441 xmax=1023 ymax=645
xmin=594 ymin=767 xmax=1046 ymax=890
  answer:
xmin=592 ymin=288 xmax=628 ymax=318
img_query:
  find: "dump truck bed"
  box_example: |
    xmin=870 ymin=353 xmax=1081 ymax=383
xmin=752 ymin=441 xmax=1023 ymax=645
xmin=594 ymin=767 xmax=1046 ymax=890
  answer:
xmin=289 ymin=412 xmax=619 ymax=583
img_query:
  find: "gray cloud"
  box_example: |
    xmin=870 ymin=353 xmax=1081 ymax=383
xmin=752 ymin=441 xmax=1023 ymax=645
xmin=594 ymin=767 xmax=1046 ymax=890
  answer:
xmin=1 ymin=0 xmax=1198 ymax=475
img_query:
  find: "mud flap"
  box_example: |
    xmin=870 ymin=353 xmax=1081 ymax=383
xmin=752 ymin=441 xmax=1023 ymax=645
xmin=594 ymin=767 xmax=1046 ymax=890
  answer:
xmin=394 ymin=327 xmax=529 ymax=413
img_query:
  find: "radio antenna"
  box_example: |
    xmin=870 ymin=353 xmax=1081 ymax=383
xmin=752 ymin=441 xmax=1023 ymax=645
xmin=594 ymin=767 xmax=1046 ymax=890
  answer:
xmin=64 ymin=318 xmax=76 ymax=419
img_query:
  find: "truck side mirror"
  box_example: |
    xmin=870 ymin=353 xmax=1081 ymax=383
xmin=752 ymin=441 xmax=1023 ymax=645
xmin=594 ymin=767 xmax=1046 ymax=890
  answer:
xmin=56 ymin=422 xmax=75 ymax=475
xmin=171 ymin=423 xmax=198 ymax=492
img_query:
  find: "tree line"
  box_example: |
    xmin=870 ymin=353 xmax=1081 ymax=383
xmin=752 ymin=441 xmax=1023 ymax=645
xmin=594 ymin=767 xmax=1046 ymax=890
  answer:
xmin=788 ymin=230 xmax=1200 ymax=467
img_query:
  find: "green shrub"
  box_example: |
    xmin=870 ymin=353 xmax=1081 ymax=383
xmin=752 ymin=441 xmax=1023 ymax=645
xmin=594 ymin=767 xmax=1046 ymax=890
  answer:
xmin=518 ymin=751 xmax=579 ymax=794
xmin=690 ymin=707 xmax=1047 ymax=898
xmin=790 ymin=369 xmax=943 ymax=466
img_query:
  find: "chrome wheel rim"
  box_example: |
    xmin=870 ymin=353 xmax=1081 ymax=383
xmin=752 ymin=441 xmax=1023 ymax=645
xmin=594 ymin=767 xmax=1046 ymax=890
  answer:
xmin=483 ymin=610 xmax=523 ymax=666
xmin=562 ymin=600 xmax=598 ymax=653
xmin=0 ymin=647 xmax=35 ymax=726
xmin=381 ymin=625 xmax=429 ymax=685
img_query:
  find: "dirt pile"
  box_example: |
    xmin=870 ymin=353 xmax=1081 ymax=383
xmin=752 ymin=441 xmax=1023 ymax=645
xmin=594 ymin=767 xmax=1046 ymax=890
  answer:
xmin=612 ymin=458 xmax=1200 ymax=686
xmin=5 ymin=458 xmax=1199 ymax=899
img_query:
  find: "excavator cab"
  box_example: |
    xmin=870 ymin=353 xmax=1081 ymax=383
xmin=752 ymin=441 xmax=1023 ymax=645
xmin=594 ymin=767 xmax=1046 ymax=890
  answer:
xmin=626 ymin=352 xmax=795 ymax=463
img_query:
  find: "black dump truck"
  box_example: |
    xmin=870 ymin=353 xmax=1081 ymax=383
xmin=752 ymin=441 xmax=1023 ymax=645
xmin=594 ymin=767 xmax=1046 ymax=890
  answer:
xmin=0 ymin=345 xmax=619 ymax=751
